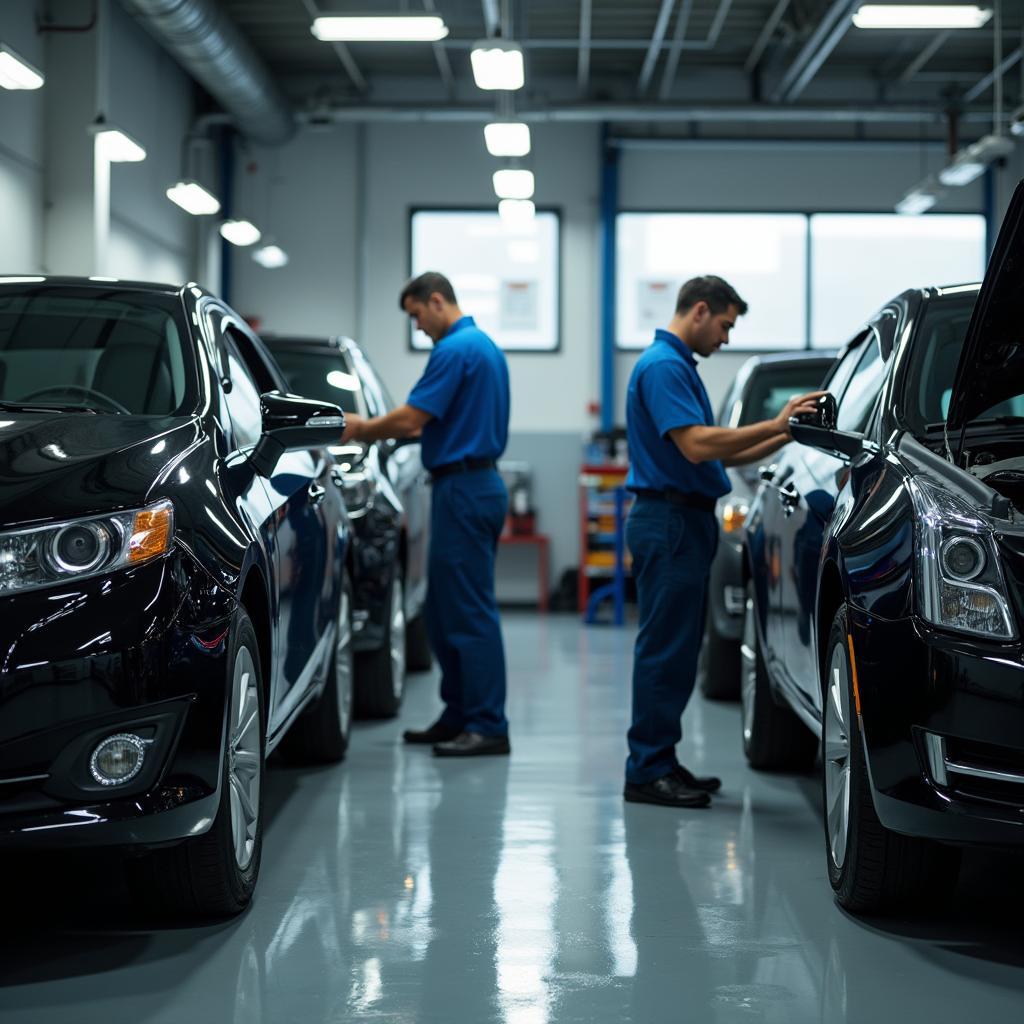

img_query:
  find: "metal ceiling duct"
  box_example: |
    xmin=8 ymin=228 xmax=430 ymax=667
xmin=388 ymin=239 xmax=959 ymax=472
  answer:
xmin=118 ymin=0 xmax=294 ymax=145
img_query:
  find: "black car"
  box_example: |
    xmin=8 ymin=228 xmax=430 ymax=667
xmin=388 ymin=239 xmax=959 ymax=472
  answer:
xmin=264 ymin=334 xmax=431 ymax=718
xmin=701 ymin=351 xmax=836 ymax=699
xmin=742 ymin=182 xmax=1024 ymax=914
xmin=0 ymin=277 xmax=353 ymax=916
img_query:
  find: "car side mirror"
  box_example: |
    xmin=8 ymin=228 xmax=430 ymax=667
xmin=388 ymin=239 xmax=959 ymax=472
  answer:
xmin=250 ymin=390 xmax=346 ymax=477
xmin=789 ymin=392 xmax=864 ymax=459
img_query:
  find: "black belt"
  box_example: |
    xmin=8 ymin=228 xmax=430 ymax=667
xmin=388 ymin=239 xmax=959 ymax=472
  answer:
xmin=430 ymin=457 xmax=497 ymax=480
xmin=631 ymin=488 xmax=717 ymax=512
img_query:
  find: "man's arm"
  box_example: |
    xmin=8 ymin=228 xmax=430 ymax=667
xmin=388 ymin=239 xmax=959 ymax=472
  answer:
xmin=669 ymin=391 xmax=824 ymax=464
xmin=341 ymin=404 xmax=431 ymax=444
xmin=720 ymin=433 xmax=789 ymax=468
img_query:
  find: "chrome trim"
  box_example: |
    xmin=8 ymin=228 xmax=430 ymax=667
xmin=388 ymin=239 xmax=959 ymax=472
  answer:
xmin=924 ymin=732 xmax=948 ymax=786
xmin=946 ymin=760 xmax=1024 ymax=785
xmin=0 ymin=773 xmax=50 ymax=785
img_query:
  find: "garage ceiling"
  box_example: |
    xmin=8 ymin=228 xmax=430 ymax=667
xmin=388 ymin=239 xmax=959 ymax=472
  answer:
xmin=213 ymin=1 xmax=1022 ymax=139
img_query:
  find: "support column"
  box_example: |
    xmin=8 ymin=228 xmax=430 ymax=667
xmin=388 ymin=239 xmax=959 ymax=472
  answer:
xmin=599 ymin=126 xmax=619 ymax=432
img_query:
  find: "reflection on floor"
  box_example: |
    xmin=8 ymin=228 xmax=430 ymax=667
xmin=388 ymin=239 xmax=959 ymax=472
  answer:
xmin=3 ymin=612 xmax=1024 ymax=1023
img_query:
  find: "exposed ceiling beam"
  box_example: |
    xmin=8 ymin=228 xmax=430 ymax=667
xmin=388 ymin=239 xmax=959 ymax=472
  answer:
xmin=744 ymin=0 xmax=793 ymax=74
xmin=577 ymin=0 xmax=592 ymax=94
xmin=638 ymin=0 xmax=676 ymax=95
xmin=771 ymin=0 xmax=858 ymax=103
xmin=299 ymin=0 xmax=367 ymax=94
xmin=659 ymin=0 xmax=693 ymax=100
xmin=899 ymin=31 xmax=950 ymax=83
xmin=423 ymin=0 xmax=454 ymax=95
xmin=964 ymin=46 xmax=1022 ymax=103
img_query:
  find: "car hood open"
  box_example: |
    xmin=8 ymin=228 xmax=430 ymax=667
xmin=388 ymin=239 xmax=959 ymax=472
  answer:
xmin=0 ymin=413 xmax=202 ymax=528
xmin=946 ymin=179 xmax=1024 ymax=443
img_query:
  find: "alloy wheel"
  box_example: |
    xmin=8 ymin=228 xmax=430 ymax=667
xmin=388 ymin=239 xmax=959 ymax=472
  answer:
xmin=390 ymin=575 xmax=407 ymax=701
xmin=336 ymin=585 xmax=354 ymax=738
xmin=824 ymin=641 xmax=852 ymax=870
xmin=228 ymin=645 xmax=261 ymax=871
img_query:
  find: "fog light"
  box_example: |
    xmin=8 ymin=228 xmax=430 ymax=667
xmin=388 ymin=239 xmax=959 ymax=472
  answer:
xmin=90 ymin=733 xmax=146 ymax=786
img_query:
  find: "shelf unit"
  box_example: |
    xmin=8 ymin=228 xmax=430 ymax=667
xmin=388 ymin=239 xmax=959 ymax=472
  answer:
xmin=577 ymin=464 xmax=632 ymax=615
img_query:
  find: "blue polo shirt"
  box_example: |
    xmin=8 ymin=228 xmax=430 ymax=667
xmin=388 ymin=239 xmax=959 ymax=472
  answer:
xmin=407 ymin=316 xmax=510 ymax=471
xmin=625 ymin=329 xmax=730 ymax=498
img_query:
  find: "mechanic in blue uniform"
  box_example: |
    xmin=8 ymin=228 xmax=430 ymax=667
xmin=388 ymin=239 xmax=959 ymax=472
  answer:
xmin=341 ymin=272 xmax=511 ymax=757
xmin=623 ymin=276 xmax=822 ymax=807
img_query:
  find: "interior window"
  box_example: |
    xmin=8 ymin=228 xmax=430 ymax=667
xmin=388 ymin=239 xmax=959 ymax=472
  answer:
xmin=836 ymin=336 xmax=887 ymax=434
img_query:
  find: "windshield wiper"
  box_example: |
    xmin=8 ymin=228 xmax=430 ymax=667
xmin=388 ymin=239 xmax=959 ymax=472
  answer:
xmin=0 ymin=401 xmax=103 ymax=414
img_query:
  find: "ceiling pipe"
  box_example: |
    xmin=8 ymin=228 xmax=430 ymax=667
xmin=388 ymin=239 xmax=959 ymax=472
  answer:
xmin=117 ymin=0 xmax=294 ymax=144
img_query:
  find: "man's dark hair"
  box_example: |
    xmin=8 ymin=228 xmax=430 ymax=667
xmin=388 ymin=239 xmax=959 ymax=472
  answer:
xmin=675 ymin=275 xmax=748 ymax=317
xmin=399 ymin=271 xmax=457 ymax=310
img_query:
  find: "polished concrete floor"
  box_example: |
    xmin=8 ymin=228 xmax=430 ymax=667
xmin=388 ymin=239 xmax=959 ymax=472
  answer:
xmin=3 ymin=612 xmax=1024 ymax=1023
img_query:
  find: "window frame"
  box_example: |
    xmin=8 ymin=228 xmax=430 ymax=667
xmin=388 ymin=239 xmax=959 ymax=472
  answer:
xmin=407 ymin=205 xmax=564 ymax=354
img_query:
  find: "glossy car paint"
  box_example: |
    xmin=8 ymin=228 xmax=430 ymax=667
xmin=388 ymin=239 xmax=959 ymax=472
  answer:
xmin=263 ymin=335 xmax=430 ymax=654
xmin=745 ymin=257 xmax=1024 ymax=847
xmin=0 ymin=279 xmax=350 ymax=848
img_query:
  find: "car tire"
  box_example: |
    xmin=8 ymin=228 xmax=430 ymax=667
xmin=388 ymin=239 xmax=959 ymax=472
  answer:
xmin=823 ymin=604 xmax=960 ymax=914
xmin=280 ymin=569 xmax=356 ymax=762
xmin=405 ymin=611 xmax=433 ymax=672
xmin=355 ymin=567 xmax=406 ymax=719
xmin=741 ymin=580 xmax=818 ymax=771
xmin=129 ymin=607 xmax=266 ymax=918
xmin=700 ymin=616 xmax=741 ymax=700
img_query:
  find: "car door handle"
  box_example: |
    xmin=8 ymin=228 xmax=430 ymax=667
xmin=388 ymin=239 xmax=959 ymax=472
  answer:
xmin=778 ymin=483 xmax=800 ymax=514
xmin=759 ymin=463 xmax=777 ymax=482
xmin=308 ymin=482 xmax=326 ymax=507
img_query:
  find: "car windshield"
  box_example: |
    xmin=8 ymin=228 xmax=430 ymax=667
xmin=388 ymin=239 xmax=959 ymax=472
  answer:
xmin=900 ymin=294 xmax=1024 ymax=436
xmin=265 ymin=344 xmax=363 ymax=415
xmin=0 ymin=288 xmax=192 ymax=415
xmin=739 ymin=363 xmax=833 ymax=425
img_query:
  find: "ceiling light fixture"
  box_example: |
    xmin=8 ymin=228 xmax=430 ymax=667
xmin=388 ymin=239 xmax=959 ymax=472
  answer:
xmin=252 ymin=244 xmax=289 ymax=269
xmin=91 ymin=126 xmax=147 ymax=163
xmin=895 ymin=175 xmax=945 ymax=215
xmin=311 ymin=15 xmax=448 ymax=42
xmin=166 ymin=180 xmax=221 ymax=216
xmin=1010 ymin=104 xmax=1024 ymax=137
xmin=220 ymin=220 xmax=262 ymax=247
xmin=0 ymin=43 xmax=44 ymax=90
xmin=485 ymin=122 xmax=531 ymax=157
xmin=938 ymin=133 xmax=1015 ymax=186
xmin=498 ymin=198 xmax=536 ymax=225
xmin=852 ymin=5 xmax=992 ymax=29
xmin=471 ymin=40 xmax=525 ymax=91
xmin=493 ymin=168 xmax=535 ymax=200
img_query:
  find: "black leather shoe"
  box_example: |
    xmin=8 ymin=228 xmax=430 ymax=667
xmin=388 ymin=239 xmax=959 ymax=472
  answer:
xmin=623 ymin=773 xmax=711 ymax=808
xmin=403 ymin=721 xmax=462 ymax=745
xmin=672 ymin=764 xmax=722 ymax=794
xmin=433 ymin=731 xmax=511 ymax=757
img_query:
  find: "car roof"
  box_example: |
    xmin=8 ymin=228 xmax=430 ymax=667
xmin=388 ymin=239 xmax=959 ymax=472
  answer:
xmin=0 ymin=274 xmax=190 ymax=296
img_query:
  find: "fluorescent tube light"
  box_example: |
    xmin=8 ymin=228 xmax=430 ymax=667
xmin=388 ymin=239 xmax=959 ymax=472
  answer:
xmin=938 ymin=133 xmax=1015 ymax=186
xmin=1010 ymin=104 xmax=1024 ymax=138
xmin=895 ymin=190 xmax=938 ymax=215
xmin=252 ymin=244 xmax=289 ymax=268
xmin=311 ymin=15 xmax=448 ymax=41
xmin=493 ymin=169 xmax=535 ymax=200
xmin=471 ymin=41 xmax=525 ymax=91
xmin=93 ymin=127 xmax=146 ymax=163
xmin=0 ymin=44 xmax=43 ymax=90
xmin=166 ymin=180 xmax=221 ymax=216
xmin=485 ymin=122 xmax=531 ymax=157
xmin=852 ymin=5 xmax=992 ymax=29
xmin=220 ymin=220 xmax=262 ymax=246
xmin=498 ymin=198 xmax=536 ymax=225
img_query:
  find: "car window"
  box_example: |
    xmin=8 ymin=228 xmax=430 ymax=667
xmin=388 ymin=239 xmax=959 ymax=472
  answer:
xmin=264 ymin=343 xmax=365 ymax=415
xmin=836 ymin=335 xmax=887 ymax=434
xmin=739 ymin=363 xmax=833 ymax=426
xmin=221 ymin=333 xmax=264 ymax=449
xmin=348 ymin=343 xmax=391 ymax=417
xmin=822 ymin=330 xmax=869 ymax=407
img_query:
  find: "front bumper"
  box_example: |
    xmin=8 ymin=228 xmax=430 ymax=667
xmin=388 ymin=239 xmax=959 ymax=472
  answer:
xmin=850 ymin=606 xmax=1024 ymax=846
xmin=0 ymin=550 xmax=234 ymax=848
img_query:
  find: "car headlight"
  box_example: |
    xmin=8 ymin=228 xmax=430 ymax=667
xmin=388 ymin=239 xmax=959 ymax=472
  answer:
xmin=909 ymin=478 xmax=1015 ymax=640
xmin=720 ymin=500 xmax=749 ymax=534
xmin=0 ymin=499 xmax=174 ymax=596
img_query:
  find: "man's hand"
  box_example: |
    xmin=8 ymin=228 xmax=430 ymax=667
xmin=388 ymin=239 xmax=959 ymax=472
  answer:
xmin=340 ymin=413 xmax=366 ymax=444
xmin=774 ymin=391 xmax=827 ymax=438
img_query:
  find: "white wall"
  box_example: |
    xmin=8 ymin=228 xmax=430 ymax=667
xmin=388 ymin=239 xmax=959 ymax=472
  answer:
xmin=0 ymin=3 xmax=46 ymax=273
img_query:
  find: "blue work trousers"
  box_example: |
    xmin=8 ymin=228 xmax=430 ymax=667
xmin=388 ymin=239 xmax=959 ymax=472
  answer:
xmin=426 ymin=470 xmax=509 ymax=737
xmin=625 ymin=497 xmax=718 ymax=784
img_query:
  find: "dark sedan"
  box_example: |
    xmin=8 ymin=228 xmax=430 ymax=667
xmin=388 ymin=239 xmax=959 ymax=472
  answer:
xmin=700 ymin=351 xmax=835 ymax=699
xmin=264 ymin=334 xmax=431 ymax=718
xmin=0 ymin=277 xmax=353 ymax=917
xmin=742 ymin=182 xmax=1024 ymax=914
